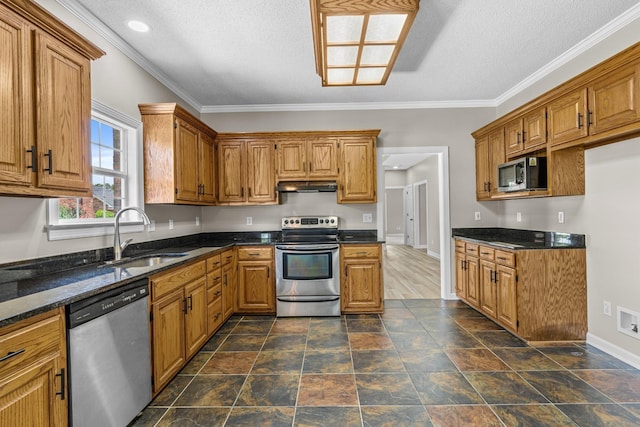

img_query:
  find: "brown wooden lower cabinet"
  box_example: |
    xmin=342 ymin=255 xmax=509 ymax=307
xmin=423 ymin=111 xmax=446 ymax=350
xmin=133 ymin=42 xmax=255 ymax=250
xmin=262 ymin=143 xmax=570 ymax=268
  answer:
xmin=236 ymin=246 xmax=275 ymax=314
xmin=341 ymin=244 xmax=384 ymax=313
xmin=454 ymin=238 xmax=586 ymax=342
xmin=0 ymin=308 xmax=67 ymax=426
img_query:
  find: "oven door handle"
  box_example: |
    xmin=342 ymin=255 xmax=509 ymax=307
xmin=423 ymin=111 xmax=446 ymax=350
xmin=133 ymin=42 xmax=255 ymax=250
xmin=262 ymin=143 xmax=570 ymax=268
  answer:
xmin=276 ymin=244 xmax=339 ymax=251
xmin=277 ymin=296 xmax=340 ymax=303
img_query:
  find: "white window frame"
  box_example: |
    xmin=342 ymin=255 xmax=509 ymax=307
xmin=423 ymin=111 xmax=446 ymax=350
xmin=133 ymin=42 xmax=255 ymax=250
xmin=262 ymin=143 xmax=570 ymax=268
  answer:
xmin=46 ymin=101 xmax=144 ymax=241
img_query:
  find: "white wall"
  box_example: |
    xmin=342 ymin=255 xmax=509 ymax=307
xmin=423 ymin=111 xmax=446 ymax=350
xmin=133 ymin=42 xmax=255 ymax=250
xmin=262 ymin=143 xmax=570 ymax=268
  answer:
xmin=407 ymin=156 xmax=441 ymax=255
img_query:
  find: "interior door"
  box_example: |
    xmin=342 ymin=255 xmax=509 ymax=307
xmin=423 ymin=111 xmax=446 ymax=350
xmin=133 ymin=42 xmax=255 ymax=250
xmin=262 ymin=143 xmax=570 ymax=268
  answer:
xmin=403 ymin=185 xmax=414 ymax=246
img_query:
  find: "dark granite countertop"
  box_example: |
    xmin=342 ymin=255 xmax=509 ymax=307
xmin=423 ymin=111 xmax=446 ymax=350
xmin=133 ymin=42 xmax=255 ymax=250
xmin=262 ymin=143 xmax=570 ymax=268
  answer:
xmin=0 ymin=230 xmax=380 ymax=327
xmin=452 ymin=227 xmax=585 ymax=249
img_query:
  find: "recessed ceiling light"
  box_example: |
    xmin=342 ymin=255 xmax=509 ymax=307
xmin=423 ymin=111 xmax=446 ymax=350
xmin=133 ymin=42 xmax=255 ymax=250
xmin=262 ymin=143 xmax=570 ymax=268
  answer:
xmin=393 ymin=165 xmax=399 ymax=169
xmin=128 ymin=20 xmax=150 ymax=32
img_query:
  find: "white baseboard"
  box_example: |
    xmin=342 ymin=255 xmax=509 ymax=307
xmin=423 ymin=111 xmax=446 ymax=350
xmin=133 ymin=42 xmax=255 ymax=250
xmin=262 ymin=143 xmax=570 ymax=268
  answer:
xmin=586 ymin=332 xmax=640 ymax=370
xmin=427 ymin=250 xmax=440 ymax=260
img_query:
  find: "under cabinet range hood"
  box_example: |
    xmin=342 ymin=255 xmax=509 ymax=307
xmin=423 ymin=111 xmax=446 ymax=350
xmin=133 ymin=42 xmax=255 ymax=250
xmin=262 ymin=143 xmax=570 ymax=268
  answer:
xmin=276 ymin=181 xmax=338 ymax=193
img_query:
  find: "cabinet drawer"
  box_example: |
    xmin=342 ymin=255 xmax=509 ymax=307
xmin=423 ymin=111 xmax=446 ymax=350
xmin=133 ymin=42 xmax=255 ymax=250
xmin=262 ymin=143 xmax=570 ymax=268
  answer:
xmin=238 ymin=246 xmax=273 ymax=261
xmin=465 ymin=243 xmax=479 ymax=256
xmin=208 ymin=298 xmax=224 ymax=334
xmin=479 ymin=246 xmax=495 ymax=260
xmin=495 ymin=250 xmax=515 ymax=267
xmin=151 ymin=260 xmax=206 ymax=300
xmin=455 ymin=240 xmax=466 ymax=253
xmin=342 ymin=245 xmax=381 ymax=258
xmin=221 ymin=249 xmax=235 ymax=266
xmin=0 ymin=309 xmax=63 ymax=379
xmin=208 ymin=282 xmax=222 ymax=304
xmin=207 ymin=254 xmax=222 ymax=270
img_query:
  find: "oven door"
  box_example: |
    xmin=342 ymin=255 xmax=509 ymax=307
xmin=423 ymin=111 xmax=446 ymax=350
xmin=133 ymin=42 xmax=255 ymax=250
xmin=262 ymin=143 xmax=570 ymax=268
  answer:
xmin=275 ymin=244 xmax=340 ymax=296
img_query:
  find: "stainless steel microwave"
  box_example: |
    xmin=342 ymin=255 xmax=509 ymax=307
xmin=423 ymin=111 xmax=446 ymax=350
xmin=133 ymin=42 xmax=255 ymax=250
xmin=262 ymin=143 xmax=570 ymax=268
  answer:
xmin=498 ymin=157 xmax=547 ymax=192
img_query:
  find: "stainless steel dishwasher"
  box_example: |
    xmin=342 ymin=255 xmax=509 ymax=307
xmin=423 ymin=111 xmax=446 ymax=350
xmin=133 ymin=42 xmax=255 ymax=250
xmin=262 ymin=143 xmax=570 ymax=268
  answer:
xmin=67 ymin=279 xmax=151 ymax=427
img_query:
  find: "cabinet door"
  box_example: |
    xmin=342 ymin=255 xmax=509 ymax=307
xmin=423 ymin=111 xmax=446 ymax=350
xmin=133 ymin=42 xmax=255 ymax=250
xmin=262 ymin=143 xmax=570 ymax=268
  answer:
xmin=548 ymin=88 xmax=588 ymax=146
xmin=308 ymin=138 xmax=338 ymax=178
xmin=199 ymin=132 xmax=216 ymax=203
xmin=338 ymin=138 xmax=376 ymax=203
xmin=523 ymin=106 xmax=547 ymax=150
xmin=475 ymin=135 xmax=490 ymax=200
xmin=504 ymin=119 xmax=523 ymax=157
xmin=487 ymin=128 xmax=505 ymax=195
xmin=151 ymin=288 xmax=185 ymax=393
xmin=496 ymin=265 xmax=517 ymax=331
xmin=466 ymin=256 xmax=480 ymax=308
xmin=246 ymin=141 xmax=276 ymax=203
xmin=277 ymin=140 xmax=306 ymax=179
xmin=184 ymin=277 xmax=208 ymax=358
xmin=588 ymin=61 xmax=640 ymax=135
xmin=342 ymin=259 xmax=382 ymax=312
xmin=222 ymin=263 xmax=235 ymax=319
xmin=175 ymin=119 xmax=200 ymax=202
xmin=0 ymin=7 xmax=33 ymax=186
xmin=0 ymin=357 xmax=66 ymax=427
xmin=455 ymin=252 xmax=467 ymax=300
xmin=479 ymin=259 xmax=497 ymax=318
xmin=218 ymin=140 xmax=245 ymax=203
xmin=34 ymin=31 xmax=91 ymax=192
xmin=237 ymin=261 xmax=274 ymax=312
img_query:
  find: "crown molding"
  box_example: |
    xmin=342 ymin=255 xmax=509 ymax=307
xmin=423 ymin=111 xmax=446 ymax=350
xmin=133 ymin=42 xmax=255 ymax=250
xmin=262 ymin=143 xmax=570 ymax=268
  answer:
xmin=55 ymin=0 xmax=202 ymax=111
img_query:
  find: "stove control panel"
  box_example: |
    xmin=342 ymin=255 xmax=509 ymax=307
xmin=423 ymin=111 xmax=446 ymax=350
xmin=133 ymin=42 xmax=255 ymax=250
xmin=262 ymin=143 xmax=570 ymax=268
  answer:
xmin=281 ymin=216 xmax=338 ymax=229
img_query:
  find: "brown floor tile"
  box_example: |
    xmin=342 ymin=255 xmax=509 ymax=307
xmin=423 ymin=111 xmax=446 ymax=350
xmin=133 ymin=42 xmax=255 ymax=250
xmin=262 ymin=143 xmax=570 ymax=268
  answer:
xmin=306 ymin=332 xmax=350 ymax=351
xmin=426 ymin=404 xmax=502 ymax=427
xmin=347 ymin=318 xmax=385 ymax=332
xmin=380 ymin=308 xmax=417 ymax=320
xmin=179 ymin=352 xmax=212 ymax=374
xmin=622 ymin=403 xmax=640 ymax=417
xmin=174 ymin=375 xmax=246 ymax=406
xmin=219 ymin=334 xmax=266 ymax=351
xmin=352 ymin=350 xmax=405 ymax=373
xmin=445 ymin=348 xmax=511 ymax=371
xmin=519 ymin=370 xmax=612 ymax=403
xmin=573 ymin=369 xmax=640 ymax=402
xmin=231 ymin=320 xmax=274 ymax=335
xmin=408 ymin=307 xmax=447 ymax=319
xmin=200 ymin=351 xmax=258 ymax=374
xmin=294 ymin=407 xmax=362 ymax=427
xmin=156 ymin=407 xmax=230 ymax=427
xmin=382 ymin=318 xmax=426 ymax=332
xmin=349 ymin=332 xmax=395 ymax=350
xmin=356 ymin=373 xmax=422 ymax=405
xmin=558 ymin=403 xmax=640 ymax=426
xmin=403 ymin=299 xmax=440 ymax=308
xmin=464 ymin=371 xmax=548 ymax=404
xmin=308 ymin=317 xmax=347 ymax=334
xmin=443 ymin=307 xmax=485 ymax=319
xmin=410 ymin=371 xmax=484 ymax=405
xmin=130 ymin=407 xmax=167 ymax=427
xmin=383 ymin=299 xmax=407 ymax=308
xmin=251 ymin=350 xmax=304 ymax=374
xmin=399 ymin=349 xmax=458 ymax=372
xmin=493 ymin=347 xmax=563 ymax=371
xmin=236 ymin=374 xmax=299 ymax=406
xmin=297 ymin=374 xmax=359 ymax=406
xmin=491 ymin=404 xmax=577 ymax=427
xmin=149 ymin=375 xmax=193 ymax=406
xmin=361 ymin=405 xmax=432 ymax=426
xmin=201 ymin=333 xmax=228 ymax=351
xmin=419 ymin=317 xmax=466 ymax=333
xmin=302 ymin=350 xmax=353 ymax=373
xmin=388 ymin=332 xmax=439 ymax=351
xmin=225 ymin=407 xmax=295 ymax=427
xmin=472 ymin=330 xmax=527 ymax=348
xmin=262 ymin=334 xmax=307 ymax=351
xmin=429 ymin=329 xmax=483 ymax=348
xmin=538 ymin=346 xmax=632 ymax=370
xmin=270 ymin=318 xmax=310 ymax=334
xmin=455 ymin=316 xmax=503 ymax=331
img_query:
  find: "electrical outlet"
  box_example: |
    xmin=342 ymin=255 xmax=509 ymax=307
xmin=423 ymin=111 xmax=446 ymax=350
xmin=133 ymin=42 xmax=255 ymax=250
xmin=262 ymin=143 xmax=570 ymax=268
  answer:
xmin=148 ymin=220 xmax=155 ymax=232
xmin=246 ymin=216 xmax=253 ymax=225
xmin=516 ymin=212 xmax=522 ymax=222
xmin=604 ymin=301 xmax=611 ymax=316
xmin=169 ymin=219 xmax=174 ymax=230
xmin=195 ymin=216 xmax=200 ymax=226
xmin=474 ymin=211 xmax=481 ymax=221
xmin=363 ymin=213 xmax=372 ymax=223
xmin=558 ymin=211 xmax=565 ymax=223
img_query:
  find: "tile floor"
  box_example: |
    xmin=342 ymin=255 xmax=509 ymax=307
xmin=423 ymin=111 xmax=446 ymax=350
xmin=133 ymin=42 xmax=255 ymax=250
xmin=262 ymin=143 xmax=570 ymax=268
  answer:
xmin=132 ymin=299 xmax=640 ymax=426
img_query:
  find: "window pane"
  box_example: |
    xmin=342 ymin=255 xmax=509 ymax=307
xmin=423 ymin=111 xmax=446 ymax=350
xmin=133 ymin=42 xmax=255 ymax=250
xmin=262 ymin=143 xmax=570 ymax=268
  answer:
xmin=91 ymin=119 xmax=124 ymax=172
xmin=58 ymin=198 xmax=79 ymax=219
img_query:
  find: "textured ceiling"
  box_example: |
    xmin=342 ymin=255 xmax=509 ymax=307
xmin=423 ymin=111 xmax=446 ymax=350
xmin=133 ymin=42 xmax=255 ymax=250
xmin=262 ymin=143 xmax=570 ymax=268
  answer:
xmin=61 ymin=0 xmax=640 ymax=111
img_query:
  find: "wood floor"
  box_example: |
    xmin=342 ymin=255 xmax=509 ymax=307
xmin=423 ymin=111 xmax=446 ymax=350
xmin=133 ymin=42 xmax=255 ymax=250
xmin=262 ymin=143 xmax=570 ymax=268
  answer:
xmin=382 ymin=244 xmax=441 ymax=299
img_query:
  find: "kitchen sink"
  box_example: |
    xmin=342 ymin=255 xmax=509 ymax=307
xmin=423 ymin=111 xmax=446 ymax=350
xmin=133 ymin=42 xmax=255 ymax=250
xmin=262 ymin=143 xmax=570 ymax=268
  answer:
xmin=101 ymin=253 xmax=188 ymax=268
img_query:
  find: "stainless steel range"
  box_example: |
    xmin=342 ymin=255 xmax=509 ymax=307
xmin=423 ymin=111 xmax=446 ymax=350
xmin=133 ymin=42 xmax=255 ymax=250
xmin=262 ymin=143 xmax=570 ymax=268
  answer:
xmin=275 ymin=216 xmax=340 ymax=317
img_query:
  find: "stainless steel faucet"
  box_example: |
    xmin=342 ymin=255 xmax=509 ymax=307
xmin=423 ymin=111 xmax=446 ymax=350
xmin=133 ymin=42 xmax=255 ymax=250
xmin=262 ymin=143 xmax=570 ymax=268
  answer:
xmin=113 ymin=207 xmax=151 ymax=261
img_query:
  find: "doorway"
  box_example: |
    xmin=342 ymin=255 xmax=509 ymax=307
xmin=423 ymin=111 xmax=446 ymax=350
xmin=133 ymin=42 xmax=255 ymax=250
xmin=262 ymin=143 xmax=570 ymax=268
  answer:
xmin=403 ymin=185 xmax=414 ymax=246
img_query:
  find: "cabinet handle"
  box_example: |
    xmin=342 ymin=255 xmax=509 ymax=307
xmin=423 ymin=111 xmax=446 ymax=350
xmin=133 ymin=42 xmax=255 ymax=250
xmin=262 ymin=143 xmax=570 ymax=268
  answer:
xmin=497 ymin=256 xmax=507 ymax=261
xmin=214 ymin=276 xmax=221 ymax=281
xmin=226 ymin=255 xmax=233 ymax=261
xmin=214 ymin=312 xmax=221 ymax=320
xmin=188 ymin=295 xmax=193 ymax=311
xmin=214 ymin=290 xmax=221 ymax=297
xmin=494 ymin=271 xmax=499 ymax=284
xmin=241 ymin=187 xmax=244 ymax=198
xmin=0 ymin=348 xmax=25 ymax=362
xmin=344 ymin=267 xmax=348 ymax=277
xmin=56 ymin=368 xmax=66 ymax=400
xmin=516 ymin=132 xmax=521 ymax=144
xmin=224 ymin=273 xmax=228 ymax=286
xmin=249 ymin=187 xmax=252 ymax=197
xmin=587 ymin=110 xmax=593 ymax=127
xmin=267 ymin=267 xmax=270 ymax=278
xmin=577 ymin=112 xmax=584 ymax=129
xmin=248 ymin=253 xmax=260 ymax=256
xmin=26 ymin=146 xmax=37 ymax=171
xmin=309 ymin=162 xmax=312 ymax=172
xmin=182 ymin=298 xmax=188 ymax=314
xmin=356 ymin=251 xmax=367 ymax=255
xmin=303 ymin=162 xmax=306 ymax=172
xmin=43 ymin=149 xmax=53 ymax=174
xmin=490 ymin=270 xmax=495 ymax=283
xmin=522 ymin=130 xmax=526 ymax=143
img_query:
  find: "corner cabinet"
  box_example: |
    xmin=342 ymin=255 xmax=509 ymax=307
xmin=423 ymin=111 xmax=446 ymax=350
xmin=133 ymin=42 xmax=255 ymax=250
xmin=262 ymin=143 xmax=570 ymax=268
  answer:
xmin=0 ymin=0 xmax=104 ymax=197
xmin=236 ymin=246 xmax=275 ymax=314
xmin=0 ymin=308 xmax=68 ymax=426
xmin=338 ymin=136 xmax=377 ymax=203
xmin=341 ymin=244 xmax=384 ymax=313
xmin=454 ymin=238 xmax=586 ymax=342
xmin=139 ymin=103 xmax=218 ymax=205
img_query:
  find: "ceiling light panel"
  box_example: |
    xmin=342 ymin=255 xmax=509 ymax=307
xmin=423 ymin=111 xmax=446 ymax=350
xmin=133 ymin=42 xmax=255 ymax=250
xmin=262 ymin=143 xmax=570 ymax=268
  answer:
xmin=365 ymin=14 xmax=407 ymax=42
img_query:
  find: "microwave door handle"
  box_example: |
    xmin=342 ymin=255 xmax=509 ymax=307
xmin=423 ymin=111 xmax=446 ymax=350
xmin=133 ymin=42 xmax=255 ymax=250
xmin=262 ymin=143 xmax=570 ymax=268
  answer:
xmin=515 ymin=163 xmax=525 ymax=184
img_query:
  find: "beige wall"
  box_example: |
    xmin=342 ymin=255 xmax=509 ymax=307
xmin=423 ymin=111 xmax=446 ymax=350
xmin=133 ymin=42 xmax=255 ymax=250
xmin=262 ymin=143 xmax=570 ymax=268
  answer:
xmin=406 ymin=156 xmax=441 ymax=255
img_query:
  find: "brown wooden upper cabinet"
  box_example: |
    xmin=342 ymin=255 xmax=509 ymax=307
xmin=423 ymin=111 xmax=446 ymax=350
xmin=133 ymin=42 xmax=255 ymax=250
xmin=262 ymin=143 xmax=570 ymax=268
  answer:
xmin=217 ymin=136 xmax=277 ymax=205
xmin=338 ymin=136 xmax=377 ymax=203
xmin=277 ymin=138 xmax=338 ymax=180
xmin=139 ymin=103 xmax=218 ymax=205
xmin=505 ymin=106 xmax=547 ymax=157
xmin=0 ymin=1 xmax=103 ymax=197
xmin=475 ymin=128 xmax=505 ymax=200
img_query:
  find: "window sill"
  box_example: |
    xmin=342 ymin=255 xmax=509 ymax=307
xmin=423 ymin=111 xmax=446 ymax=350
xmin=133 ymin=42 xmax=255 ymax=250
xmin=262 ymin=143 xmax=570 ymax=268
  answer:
xmin=46 ymin=222 xmax=145 ymax=241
